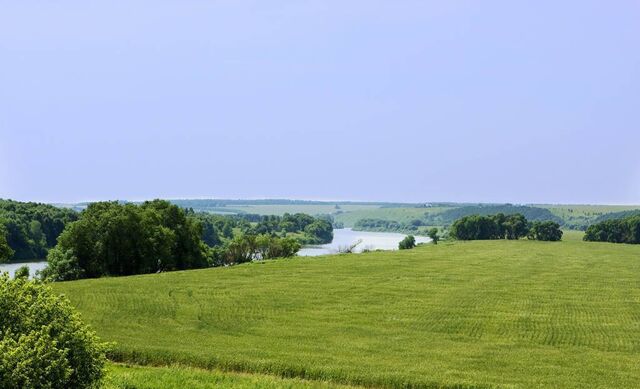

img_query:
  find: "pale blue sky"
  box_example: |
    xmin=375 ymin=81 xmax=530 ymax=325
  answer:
xmin=1 ymin=1 xmax=639 ymax=204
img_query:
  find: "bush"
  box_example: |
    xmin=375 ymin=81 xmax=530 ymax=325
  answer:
xmin=528 ymin=221 xmax=563 ymax=241
xmin=399 ymin=235 xmax=416 ymax=250
xmin=13 ymin=265 xmax=29 ymax=279
xmin=0 ymin=274 xmax=107 ymax=388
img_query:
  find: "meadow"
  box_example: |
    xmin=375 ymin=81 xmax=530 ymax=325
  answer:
xmin=104 ymin=363 xmax=352 ymax=388
xmin=55 ymin=238 xmax=640 ymax=388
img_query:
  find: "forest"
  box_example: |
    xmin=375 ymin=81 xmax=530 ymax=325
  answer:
xmin=0 ymin=199 xmax=78 ymax=260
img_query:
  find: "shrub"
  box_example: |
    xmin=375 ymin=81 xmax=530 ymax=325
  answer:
xmin=13 ymin=265 xmax=29 ymax=279
xmin=528 ymin=221 xmax=563 ymax=241
xmin=399 ymin=235 xmax=416 ymax=250
xmin=0 ymin=274 xmax=107 ymax=388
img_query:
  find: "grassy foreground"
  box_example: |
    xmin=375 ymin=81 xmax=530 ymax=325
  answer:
xmin=55 ymin=239 xmax=640 ymax=388
xmin=104 ymin=363 xmax=353 ymax=388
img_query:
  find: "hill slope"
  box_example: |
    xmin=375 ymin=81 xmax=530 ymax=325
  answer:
xmin=55 ymin=240 xmax=640 ymax=388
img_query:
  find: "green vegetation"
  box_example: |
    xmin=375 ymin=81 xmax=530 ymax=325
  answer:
xmin=0 ymin=274 xmax=106 ymax=388
xmin=42 ymin=200 xmax=209 ymax=281
xmin=334 ymin=207 xmax=451 ymax=229
xmin=194 ymin=212 xmax=333 ymax=246
xmin=397 ymin=235 xmax=415 ymax=249
xmin=54 ymin=240 xmax=640 ymax=388
xmin=528 ymin=221 xmax=563 ymax=241
xmin=434 ymin=205 xmax=562 ymax=226
xmin=584 ymin=214 xmax=640 ymax=244
xmin=0 ymin=199 xmax=77 ymax=260
xmin=104 ymin=363 xmax=353 ymax=389
xmin=41 ymin=201 xmax=332 ymax=280
xmin=13 ymin=264 xmax=29 ymax=279
xmin=538 ymin=204 xmax=640 ymax=230
xmin=427 ymin=227 xmax=439 ymax=244
xmin=450 ymin=213 xmax=546 ymax=241
xmin=0 ymin=223 xmax=13 ymax=262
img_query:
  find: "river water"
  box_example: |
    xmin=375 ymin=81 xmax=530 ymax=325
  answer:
xmin=0 ymin=229 xmax=430 ymax=276
xmin=0 ymin=261 xmax=48 ymax=278
xmin=298 ymin=228 xmax=431 ymax=256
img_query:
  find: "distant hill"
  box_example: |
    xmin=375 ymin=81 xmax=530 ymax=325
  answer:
xmin=593 ymin=209 xmax=640 ymax=223
xmin=426 ymin=204 xmax=563 ymax=226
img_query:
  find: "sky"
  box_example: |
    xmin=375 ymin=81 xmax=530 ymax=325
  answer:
xmin=1 ymin=1 xmax=639 ymax=204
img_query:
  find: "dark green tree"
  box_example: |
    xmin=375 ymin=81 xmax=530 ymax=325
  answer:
xmin=427 ymin=228 xmax=439 ymax=244
xmin=528 ymin=221 xmax=563 ymax=241
xmin=399 ymin=235 xmax=416 ymax=250
xmin=0 ymin=223 xmax=14 ymax=263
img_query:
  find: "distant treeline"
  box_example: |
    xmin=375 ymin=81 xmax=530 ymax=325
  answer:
xmin=0 ymin=199 xmax=78 ymax=261
xmin=34 ymin=200 xmax=332 ymax=281
xmin=354 ymin=205 xmax=564 ymax=234
xmin=450 ymin=214 xmax=563 ymax=241
xmin=584 ymin=214 xmax=640 ymax=244
xmin=592 ymin=210 xmax=640 ymax=224
xmin=429 ymin=205 xmax=563 ymax=225
xmin=192 ymin=211 xmax=333 ymax=246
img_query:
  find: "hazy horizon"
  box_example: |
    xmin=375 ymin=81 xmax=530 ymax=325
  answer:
xmin=2 ymin=1 xmax=639 ymax=204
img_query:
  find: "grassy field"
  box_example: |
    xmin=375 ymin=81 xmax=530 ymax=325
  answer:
xmin=536 ymin=204 xmax=640 ymax=229
xmin=105 ymin=363 xmax=353 ymax=388
xmin=232 ymin=204 xmax=382 ymax=216
xmin=55 ymin=239 xmax=640 ymax=388
xmin=333 ymin=207 xmax=451 ymax=228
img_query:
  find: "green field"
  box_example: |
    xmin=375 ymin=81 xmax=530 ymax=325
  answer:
xmin=56 ymin=239 xmax=640 ymax=388
xmin=536 ymin=204 xmax=640 ymax=229
xmin=232 ymin=204 xmax=382 ymax=216
xmin=105 ymin=363 xmax=352 ymax=388
xmin=333 ymin=206 xmax=451 ymax=228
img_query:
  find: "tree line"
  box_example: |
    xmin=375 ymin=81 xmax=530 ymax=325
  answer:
xmin=450 ymin=213 xmax=563 ymax=241
xmin=33 ymin=200 xmax=332 ymax=281
xmin=583 ymin=214 xmax=640 ymax=244
xmin=0 ymin=199 xmax=78 ymax=261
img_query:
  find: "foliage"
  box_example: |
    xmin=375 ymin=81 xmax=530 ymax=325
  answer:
xmin=0 ymin=199 xmax=78 ymax=260
xmin=528 ymin=221 xmax=563 ymax=241
xmin=193 ymin=212 xmax=333 ymax=248
xmin=0 ymin=274 xmax=106 ymax=388
xmin=43 ymin=200 xmax=208 ymax=280
xmin=450 ymin=213 xmax=551 ymax=241
xmin=0 ymin=223 xmax=14 ymax=263
xmin=427 ymin=228 xmax=439 ymax=244
xmin=55 ymin=240 xmax=640 ymax=388
xmin=584 ymin=215 xmax=640 ymax=244
xmin=434 ymin=204 xmax=562 ymax=226
xmin=223 ymin=234 xmax=300 ymax=264
xmin=398 ymin=235 xmax=416 ymax=250
xmin=13 ymin=265 xmax=29 ymax=279
xmin=592 ymin=209 xmax=640 ymax=224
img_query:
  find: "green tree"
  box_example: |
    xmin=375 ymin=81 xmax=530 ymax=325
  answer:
xmin=427 ymin=228 xmax=439 ymax=244
xmin=0 ymin=274 xmax=107 ymax=388
xmin=399 ymin=235 xmax=416 ymax=250
xmin=45 ymin=200 xmax=208 ymax=280
xmin=503 ymin=214 xmax=529 ymax=240
xmin=0 ymin=223 xmax=14 ymax=263
xmin=528 ymin=221 xmax=563 ymax=241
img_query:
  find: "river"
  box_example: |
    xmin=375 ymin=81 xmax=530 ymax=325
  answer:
xmin=0 ymin=229 xmax=430 ymax=276
xmin=0 ymin=261 xmax=48 ymax=279
xmin=298 ymin=228 xmax=431 ymax=256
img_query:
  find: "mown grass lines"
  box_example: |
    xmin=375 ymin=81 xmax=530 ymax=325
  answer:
xmin=56 ymin=239 xmax=640 ymax=388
